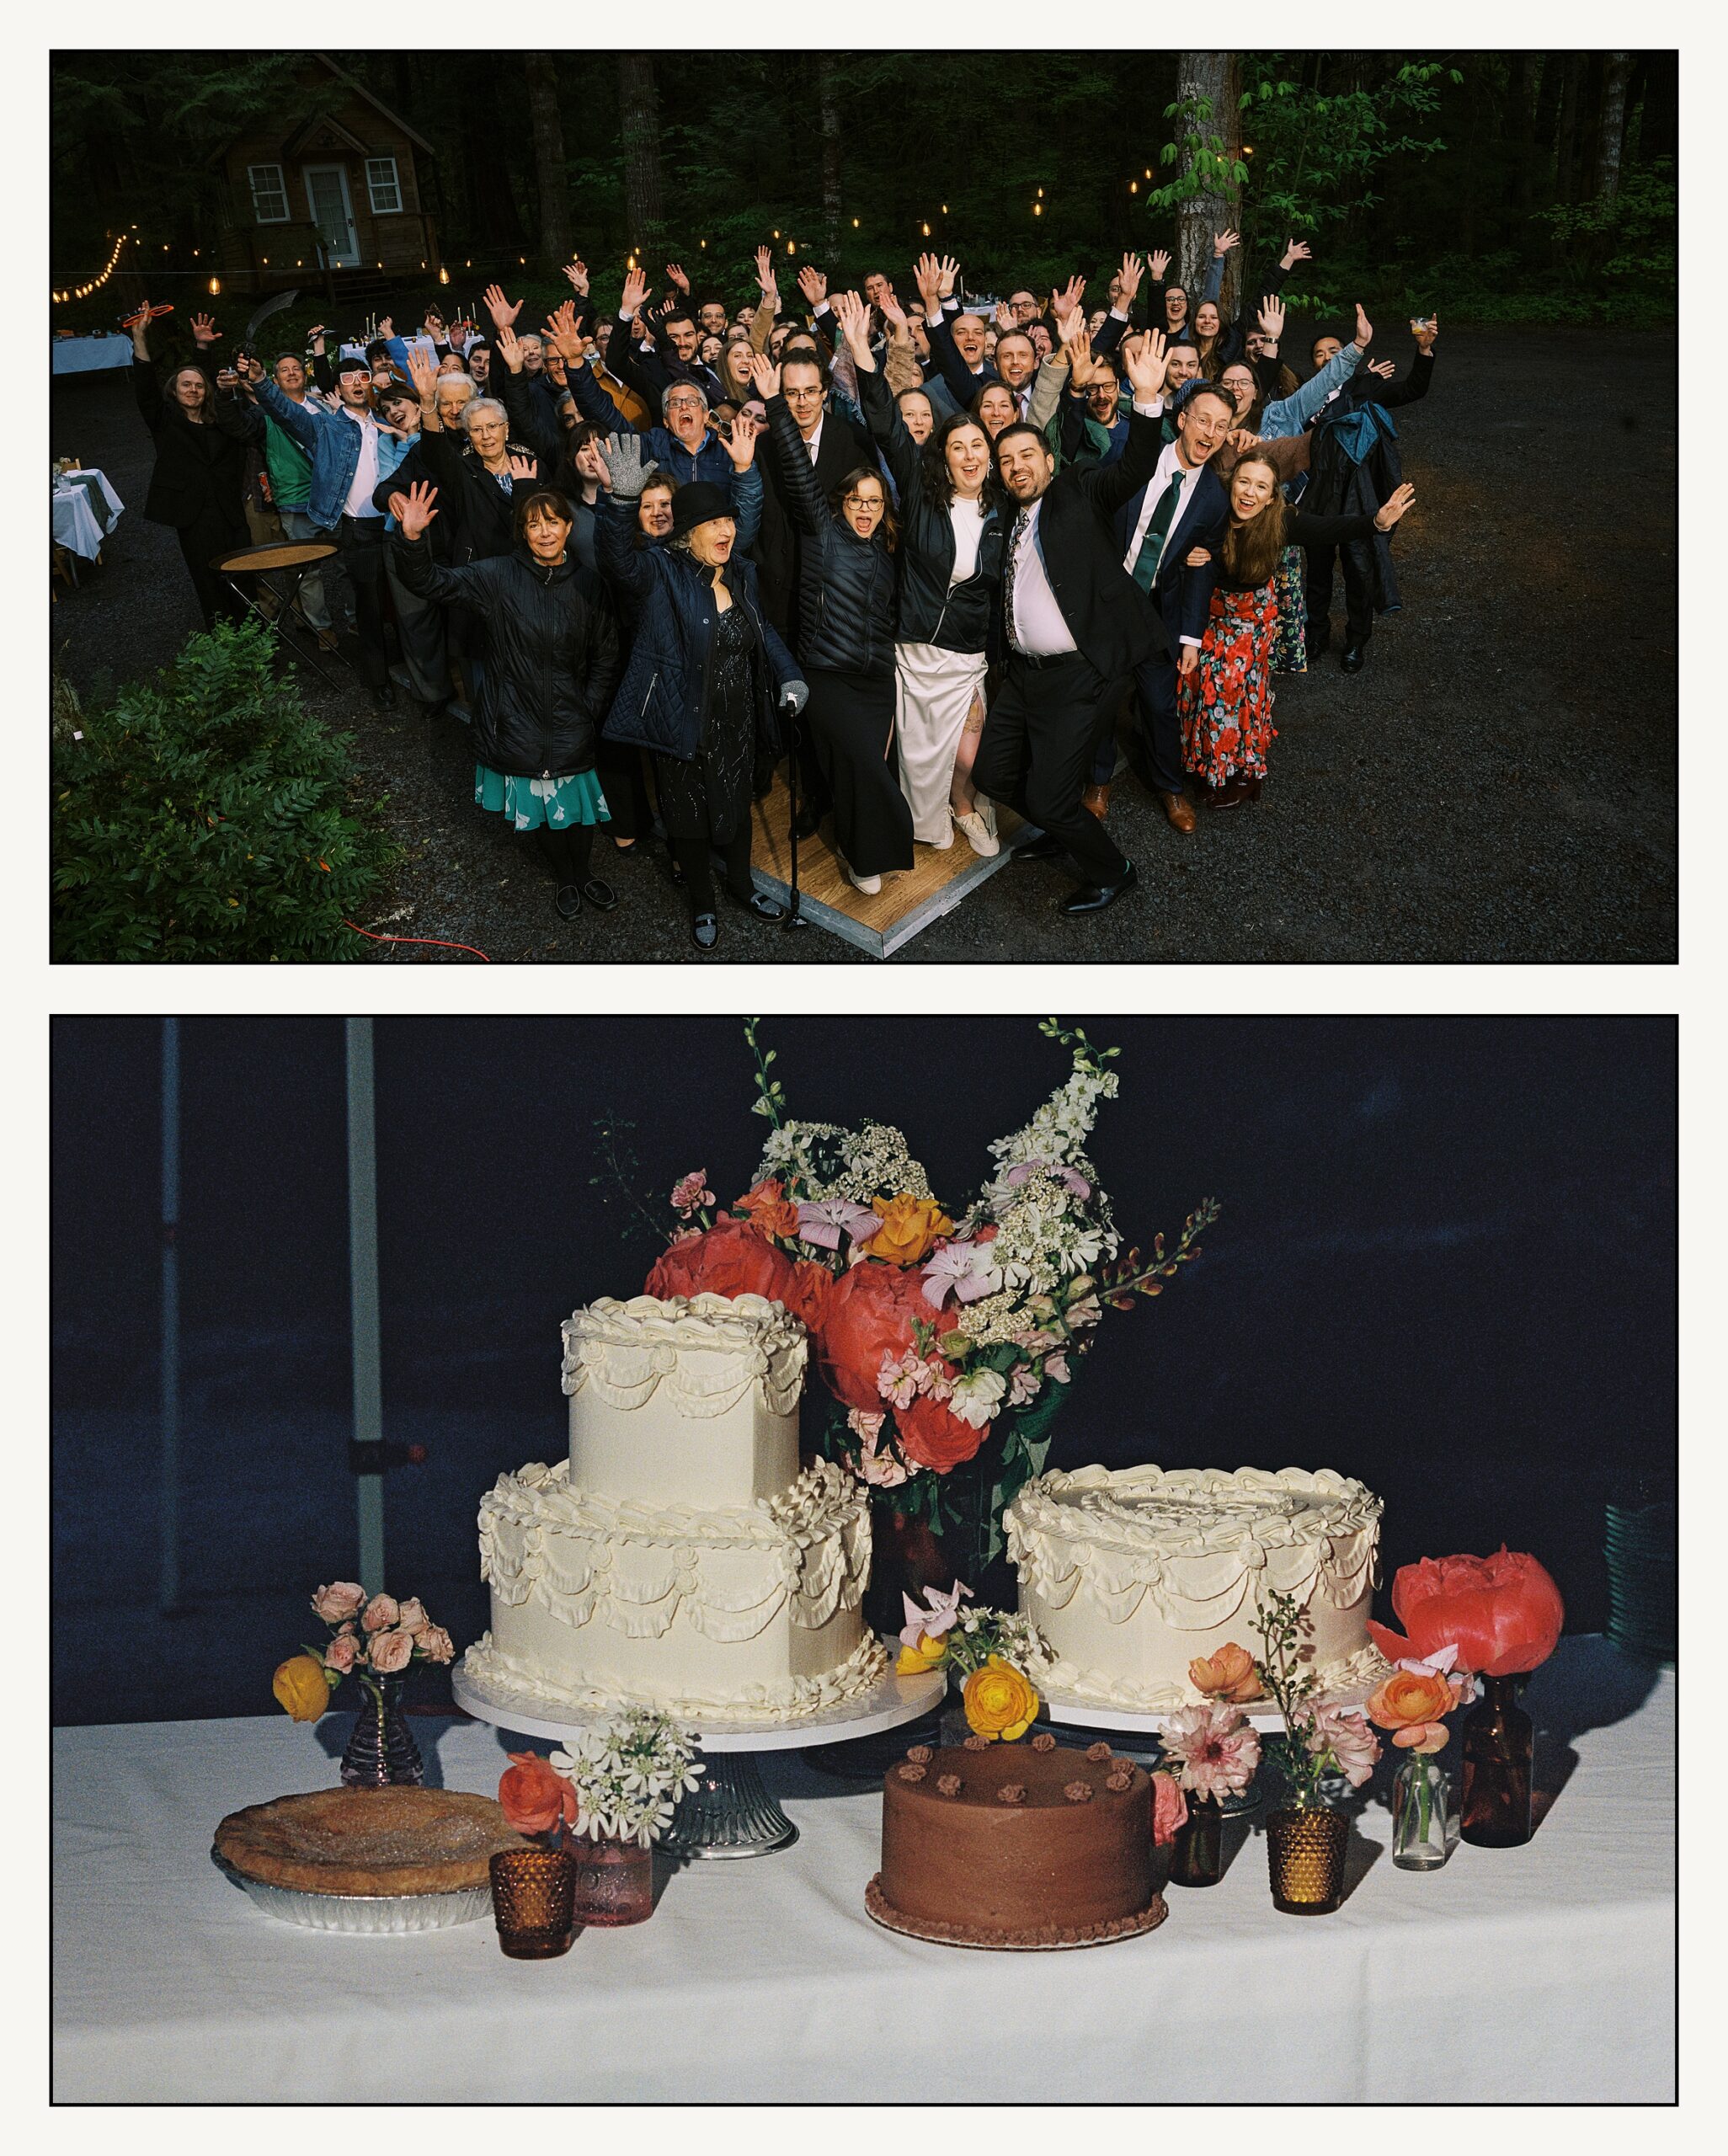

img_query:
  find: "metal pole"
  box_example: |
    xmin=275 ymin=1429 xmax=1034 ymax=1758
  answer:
xmin=159 ymin=1017 xmax=181 ymax=1614
xmin=346 ymin=1019 xmax=386 ymax=1594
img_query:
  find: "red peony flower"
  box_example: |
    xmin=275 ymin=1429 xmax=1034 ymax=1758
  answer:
xmin=1368 ymin=1548 xmax=1565 ymax=1678
xmin=781 ymin=1258 xmax=835 ymax=1337
xmin=896 ymin=1387 xmax=988 ymax=1472
xmin=645 ymin=1216 xmax=802 ymax=1308
xmin=816 ymin=1261 xmax=931 ymax=1412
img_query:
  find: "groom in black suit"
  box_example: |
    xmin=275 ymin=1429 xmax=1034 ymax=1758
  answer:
xmin=970 ymin=328 xmax=1174 ymax=915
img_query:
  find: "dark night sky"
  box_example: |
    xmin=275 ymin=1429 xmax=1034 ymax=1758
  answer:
xmin=51 ymin=1016 xmax=1676 ymax=1714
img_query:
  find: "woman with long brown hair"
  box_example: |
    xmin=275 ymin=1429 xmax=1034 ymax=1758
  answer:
xmin=125 ymin=303 xmax=253 ymax=629
xmin=1177 ymin=452 xmax=1415 ymax=808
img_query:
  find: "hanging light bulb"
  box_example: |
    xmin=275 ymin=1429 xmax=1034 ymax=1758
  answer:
xmin=1037 ymin=186 xmax=1043 ymax=198
xmin=921 ymin=221 xmax=931 ymax=237
xmin=1144 ymin=168 xmax=1151 ymax=179
xmin=941 ymin=203 xmax=948 ymax=214
xmin=1032 ymin=204 xmax=1042 ymax=217
xmin=851 ymin=217 xmax=859 ymax=229
xmin=787 ymin=239 xmax=796 ymax=255
xmin=700 ymin=238 xmax=707 ymax=248
xmin=439 ymin=265 xmax=450 ymax=286
xmin=208 ymin=275 xmax=221 ymax=296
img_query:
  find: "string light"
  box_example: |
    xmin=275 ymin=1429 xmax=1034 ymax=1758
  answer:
xmin=941 ymin=203 xmax=948 ymax=214
xmin=56 ymin=228 xmax=129 ymax=303
xmin=920 ymin=221 xmax=931 ymax=237
xmin=438 ymin=266 xmax=450 ymax=286
xmin=1130 ymin=181 xmax=1138 ymax=194
xmin=1037 ymin=186 xmax=1043 ymax=198
xmin=208 ymin=276 xmax=221 ymax=296
xmin=851 ymin=217 xmax=859 ymax=228
xmin=1032 ymin=203 xmax=1042 ymax=217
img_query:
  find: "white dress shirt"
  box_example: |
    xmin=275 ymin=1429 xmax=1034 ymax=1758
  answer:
xmin=340 ymin=408 xmax=383 ymax=520
xmin=802 ymin=411 xmax=824 ymax=466
xmin=1010 ymin=396 xmax=1165 ymax=656
xmin=1123 ymin=435 xmax=1206 ymax=645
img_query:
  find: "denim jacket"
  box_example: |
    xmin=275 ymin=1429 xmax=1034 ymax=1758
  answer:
xmin=1259 ymin=342 xmax=1366 ymax=440
xmin=253 ymin=376 xmax=382 ymax=531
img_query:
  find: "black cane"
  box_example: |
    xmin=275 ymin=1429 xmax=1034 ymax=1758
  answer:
xmin=781 ymin=692 xmax=808 ymax=930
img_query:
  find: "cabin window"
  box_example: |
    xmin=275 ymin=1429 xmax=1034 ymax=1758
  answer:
xmin=365 ymin=157 xmax=403 ymax=215
xmin=248 ymin=163 xmax=290 ymax=224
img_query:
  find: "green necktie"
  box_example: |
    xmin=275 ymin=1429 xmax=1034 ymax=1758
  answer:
xmin=1131 ymin=469 xmax=1187 ymax=591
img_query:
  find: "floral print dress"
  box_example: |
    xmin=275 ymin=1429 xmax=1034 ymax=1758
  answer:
xmin=1178 ymin=580 xmax=1280 ymax=787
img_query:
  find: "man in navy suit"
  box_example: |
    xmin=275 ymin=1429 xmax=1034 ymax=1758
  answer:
xmin=1092 ymin=376 xmax=1235 ymax=830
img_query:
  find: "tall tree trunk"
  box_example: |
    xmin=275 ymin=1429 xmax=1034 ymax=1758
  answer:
xmin=525 ymin=52 xmax=571 ymax=264
xmin=1555 ymin=52 xmax=1583 ymax=202
xmin=1509 ymin=52 xmax=1535 ymax=216
xmin=1533 ymin=51 xmax=1562 ymax=196
xmin=1175 ymin=51 xmax=1241 ymax=307
xmin=819 ymin=56 xmax=843 ymax=260
xmin=617 ymin=52 xmax=664 ymax=248
xmin=467 ymin=56 xmax=527 ymax=250
xmin=1595 ymin=52 xmax=1635 ymax=200
xmin=1637 ymin=51 xmax=1677 ymax=166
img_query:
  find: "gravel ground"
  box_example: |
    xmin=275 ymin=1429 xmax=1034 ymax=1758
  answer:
xmin=52 ymin=328 xmax=1675 ymax=963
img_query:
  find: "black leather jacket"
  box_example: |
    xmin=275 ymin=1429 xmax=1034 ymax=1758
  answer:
xmin=765 ymin=393 xmax=896 ymax=677
xmin=856 ymin=366 xmax=1001 ymax=653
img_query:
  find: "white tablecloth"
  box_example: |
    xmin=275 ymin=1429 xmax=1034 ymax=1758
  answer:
xmin=51 ymin=1637 xmax=1674 ymax=2103
xmin=51 ymin=334 xmax=135 ymax=375
xmin=51 ymin=470 xmax=124 ymax=560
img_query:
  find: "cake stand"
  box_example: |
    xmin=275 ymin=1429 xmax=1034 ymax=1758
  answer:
xmin=453 ymin=1651 xmax=945 ymax=1860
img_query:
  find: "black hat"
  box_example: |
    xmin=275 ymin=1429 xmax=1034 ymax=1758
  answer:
xmin=669 ymin=481 xmax=732 ymax=537
xmin=334 ymin=350 xmax=371 ymax=378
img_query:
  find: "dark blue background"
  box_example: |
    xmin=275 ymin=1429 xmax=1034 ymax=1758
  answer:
xmin=51 ymin=1016 xmax=1675 ymax=1723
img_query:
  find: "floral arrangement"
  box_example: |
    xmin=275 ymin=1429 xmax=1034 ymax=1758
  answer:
xmin=499 ymin=1711 xmax=704 ymax=1850
xmin=271 ymin=1581 xmax=456 ymax=1723
xmin=1245 ymin=1589 xmax=1382 ymax=1807
xmin=1158 ymin=1702 xmax=1264 ymax=1804
xmin=1368 ymin=1548 xmax=1565 ymax=1678
xmin=893 ymin=1581 xmax=1050 ymax=1743
xmin=637 ymin=1019 xmax=1219 ymax=1573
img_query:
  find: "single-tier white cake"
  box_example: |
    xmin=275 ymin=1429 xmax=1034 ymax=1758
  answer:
xmin=462 ymin=1293 xmax=887 ymax=1724
xmin=1005 ymin=1465 xmax=1384 ymax=1712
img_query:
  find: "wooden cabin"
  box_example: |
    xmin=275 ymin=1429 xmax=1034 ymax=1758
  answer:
xmin=207 ymin=55 xmax=436 ymax=297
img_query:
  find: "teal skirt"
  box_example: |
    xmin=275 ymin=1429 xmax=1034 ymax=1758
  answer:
xmin=475 ymin=763 xmax=611 ymax=832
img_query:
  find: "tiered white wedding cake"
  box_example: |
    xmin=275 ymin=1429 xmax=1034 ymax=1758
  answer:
xmin=462 ymin=1293 xmax=888 ymax=1724
xmin=1005 ymin=1465 xmax=1384 ymax=1711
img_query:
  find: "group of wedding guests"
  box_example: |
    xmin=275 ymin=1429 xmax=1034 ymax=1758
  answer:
xmin=120 ymin=229 xmax=1433 ymax=941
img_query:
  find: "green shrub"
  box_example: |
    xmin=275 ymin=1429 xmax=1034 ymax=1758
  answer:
xmin=52 ymin=621 xmax=399 ymax=962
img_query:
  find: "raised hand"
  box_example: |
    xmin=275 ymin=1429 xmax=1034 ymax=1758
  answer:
xmin=495 ymin=323 xmax=524 ymax=373
xmin=1256 ymin=294 xmax=1286 ymax=345
xmin=1212 ymin=228 xmax=1241 ymax=259
xmin=483 ymin=283 xmax=522 ymax=329
xmin=422 ymin=307 xmax=445 ymax=341
xmin=619 ymin=265 xmax=649 ymax=321
xmin=937 ymin=254 xmax=959 ymax=299
xmin=562 ymin=256 xmax=589 ymax=296
xmin=796 ymin=263 xmax=829 ymax=307
xmin=508 ymin=451 xmax=538 ymax=481
xmin=376 ymin=316 xmax=394 ymax=339
xmin=392 ymin=480 xmax=440 ymax=542
xmin=665 ymin=261 xmax=690 ymax=293
xmin=1064 ymin=323 xmax=1096 ymax=385
xmin=543 ymin=301 xmax=589 ymax=363
xmin=1282 ymin=237 xmax=1313 ymax=270
xmin=1352 ymin=302 xmax=1373 ymax=350
xmin=749 ymin=350 xmax=781 ymax=401
xmin=1364 ymin=358 xmax=1398 ymax=380
xmin=995 ymin=299 xmax=1016 ymax=332
xmin=1120 ymin=327 xmax=1171 ymax=402
xmin=189 ymin=312 xmax=221 ymax=345
xmin=723 ymin=408 xmax=760 ymax=469
xmin=1148 ymin=248 xmax=1171 ymax=281
xmin=573 ymin=437 xmax=609 ymax=488
xmin=1373 ymin=481 xmax=1416 ymax=531
xmin=1050 ymin=274 xmax=1086 ymax=325
xmin=215 ymin=366 xmax=239 ymax=392
xmin=404 ymin=343 xmax=441 ymax=403
xmin=754 ymin=244 xmax=776 ymax=295
xmin=877 ymin=284 xmax=909 ymax=334
xmin=599 ymin=432 xmax=652 ymax=500
xmin=1117 ymin=251 xmax=1144 ymax=308
xmin=1411 ymin=312 xmax=1439 ymax=355
xmin=243 ymin=355 xmax=265 ymax=386
xmin=830 ymin=289 xmax=875 ymax=369
xmin=1227 ymin=429 xmax=1262 ymax=454
xmin=914 ymin=251 xmax=945 ymax=312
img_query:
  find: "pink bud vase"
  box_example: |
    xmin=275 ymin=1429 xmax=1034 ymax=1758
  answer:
xmin=567 ymin=1834 xmax=654 ymax=1926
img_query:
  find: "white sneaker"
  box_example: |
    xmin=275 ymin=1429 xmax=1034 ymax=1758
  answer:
xmin=953 ymin=810 xmax=1000 ymax=858
xmin=845 ymin=865 xmax=883 ymax=895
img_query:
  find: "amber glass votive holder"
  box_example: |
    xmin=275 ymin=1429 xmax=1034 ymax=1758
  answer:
xmin=489 ymin=1848 xmax=576 ymax=1958
xmin=1266 ymin=1805 xmax=1348 ymax=1914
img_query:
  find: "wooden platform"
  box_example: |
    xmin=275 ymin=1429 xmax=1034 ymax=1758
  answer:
xmin=748 ymin=772 xmax=1028 ymax=958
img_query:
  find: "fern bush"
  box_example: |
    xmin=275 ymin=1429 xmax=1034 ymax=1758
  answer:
xmin=52 ymin=622 xmax=399 ymax=962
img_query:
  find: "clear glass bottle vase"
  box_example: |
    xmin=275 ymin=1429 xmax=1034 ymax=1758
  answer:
xmin=1391 ymin=1750 xmax=1450 ymax=1870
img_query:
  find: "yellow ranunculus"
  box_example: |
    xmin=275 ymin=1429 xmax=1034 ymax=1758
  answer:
xmin=962 ymin=1655 xmax=1040 ymax=1743
xmin=866 ymin=1193 xmax=954 ymax=1267
xmin=272 ymin=1652 xmax=333 ymax=1723
xmin=897 ymin=1633 xmax=948 ymax=1675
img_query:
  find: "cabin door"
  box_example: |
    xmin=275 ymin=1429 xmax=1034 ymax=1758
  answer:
xmin=303 ymin=163 xmax=360 ymax=269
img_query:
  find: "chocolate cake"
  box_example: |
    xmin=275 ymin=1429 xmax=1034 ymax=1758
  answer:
xmin=867 ymin=1737 xmax=1167 ymax=1949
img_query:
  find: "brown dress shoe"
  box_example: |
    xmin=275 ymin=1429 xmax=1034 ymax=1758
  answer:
xmin=1160 ymin=790 xmax=1197 ymax=834
xmin=1081 ymin=782 xmax=1111 ymax=819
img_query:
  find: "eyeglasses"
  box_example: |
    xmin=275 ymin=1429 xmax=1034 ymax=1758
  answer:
xmin=842 ymin=493 xmax=883 ymax=510
xmin=784 ymin=386 xmax=824 ymax=403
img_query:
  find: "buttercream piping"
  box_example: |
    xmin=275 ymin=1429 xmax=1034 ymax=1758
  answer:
xmin=560 ymin=1292 xmax=808 ymax=1417
xmin=461 ymin=1629 xmax=889 ymax=1726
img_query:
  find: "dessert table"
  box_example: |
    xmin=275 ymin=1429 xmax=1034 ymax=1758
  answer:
xmin=51 ymin=1636 xmax=1674 ymax=2103
xmin=51 ymin=334 xmax=135 ymax=375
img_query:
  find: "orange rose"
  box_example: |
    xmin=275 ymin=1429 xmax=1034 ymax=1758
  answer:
xmin=961 ymin=1656 xmax=1039 ymax=1743
xmin=1367 ymin=1668 xmax=1455 ymax=1733
xmin=272 ymin=1653 xmax=333 ymax=1723
xmin=733 ymin=1178 xmax=801 ymax=1242
xmin=1188 ymin=1643 xmax=1262 ymax=1702
xmin=862 ymin=1193 xmax=953 ymax=1268
xmin=498 ymin=1750 xmax=578 ymax=1838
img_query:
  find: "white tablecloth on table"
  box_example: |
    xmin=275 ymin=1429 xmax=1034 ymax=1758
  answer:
xmin=51 ymin=1637 xmax=1675 ymax=2103
xmin=51 ymin=334 xmax=135 ymax=375
xmin=51 ymin=470 xmax=124 ymax=561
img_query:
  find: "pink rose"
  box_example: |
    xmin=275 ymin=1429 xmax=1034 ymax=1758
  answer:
xmin=396 ymin=1598 xmax=429 ymax=1635
xmin=367 ymin=1626 xmax=414 ymax=1674
xmin=323 ymin=1633 xmax=360 ymax=1675
xmin=312 ymin=1581 xmax=366 ymax=1625
xmin=1152 ymin=1772 xmax=1190 ymax=1847
xmin=414 ymin=1625 xmax=455 ymax=1664
xmin=360 ymin=1593 xmax=400 ymax=1635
